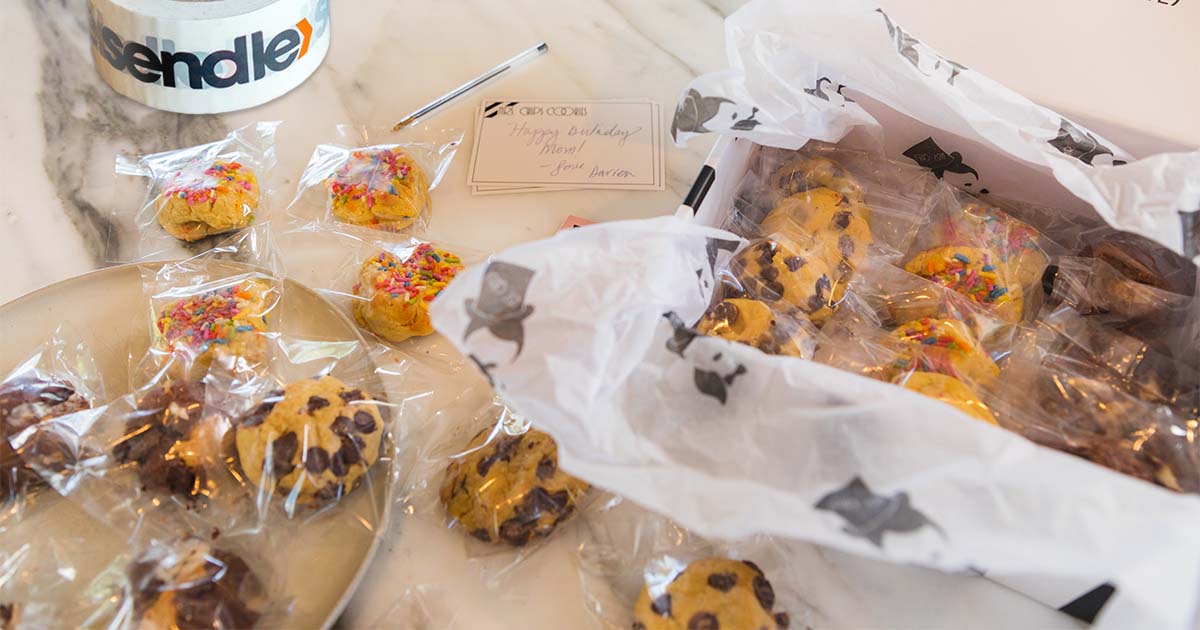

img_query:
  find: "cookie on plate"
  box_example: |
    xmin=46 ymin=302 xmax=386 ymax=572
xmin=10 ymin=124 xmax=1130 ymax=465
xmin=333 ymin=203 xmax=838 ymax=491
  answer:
xmin=633 ymin=557 xmax=789 ymax=630
xmin=899 ymin=371 xmax=997 ymax=425
xmin=889 ymin=318 xmax=1000 ymax=386
xmin=235 ymin=376 xmax=384 ymax=507
xmin=904 ymin=246 xmax=1023 ymax=322
xmin=129 ymin=537 xmax=267 ymax=630
xmin=0 ymin=377 xmax=89 ymax=500
xmin=154 ymin=279 xmax=273 ymax=376
xmin=112 ymin=380 xmax=215 ymax=501
xmin=156 ymin=160 xmax=259 ymax=242
xmin=767 ymin=155 xmax=865 ymax=206
xmin=696 ymin=298 xmax=814 ymax=358
xmin=352 ymin=244 xmax=464 ymax=343
xmin=328 ymin=147 xmax=431 ymax=231
xmin=731 ymin=238 xmax=836 ymax=325
xmin=440 ymin=427 xmax=588 ymax=546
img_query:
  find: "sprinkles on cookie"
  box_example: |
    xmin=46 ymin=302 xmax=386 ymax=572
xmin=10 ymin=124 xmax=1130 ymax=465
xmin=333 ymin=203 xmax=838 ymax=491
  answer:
xmin=156 ymin=281 xmax=269 ymax=354
xmin=358 ymin=244 xmax=463 ymax=304
xmin=330 ymin=149 xmax=414 ymax=209
xmin=163 ymin=161 xmax=257 ymax=207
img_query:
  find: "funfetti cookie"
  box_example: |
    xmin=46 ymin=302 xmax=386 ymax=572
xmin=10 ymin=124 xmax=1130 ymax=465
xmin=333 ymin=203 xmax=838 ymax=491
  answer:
xmin=328 ymin=147 xmax=431 ymax=231
xmin=900 ymin=371 xmax=997 ymax=425
xmin=440 ymin=427 xmax=588 ymax=547
xmin=633 ymin=557 xmax=790 ymax=630
xmin=904 ymin=246 xmax=1023 ymax=322
xmin=352 ymin=245 xmax=464 ymax=343
xmin=153 ymin=279 xmax=273 ymax=376
xmin=156 ymin=160 xmax=259 ymax=242
xmin=235 ymin=376 xmax=384 ymax=507
xmin=890 ymin=317 xmax=1000 ymax=386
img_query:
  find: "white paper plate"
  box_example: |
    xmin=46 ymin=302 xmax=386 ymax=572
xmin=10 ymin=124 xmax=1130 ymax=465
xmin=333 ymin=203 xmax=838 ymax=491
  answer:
xmin=0 ymin=261 xmax=391 ymax=629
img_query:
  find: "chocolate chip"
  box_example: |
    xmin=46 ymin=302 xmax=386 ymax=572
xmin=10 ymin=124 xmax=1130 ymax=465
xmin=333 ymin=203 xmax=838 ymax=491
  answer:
xmin=740 ymin=560 xmax=763 ymax=576
xmin=536 ymin=456 xmax=556 ymax=479
xmin=331 ymin=416 xmax=353 ymax=435
xmin=774 ymin=612 xmax=791 ymax=628
xmin=163 ymin=461 xmax=197 ymax=496
xmin=271 ymin=432 xmax=298 ymax=477
xmin=783 ymin=256 xmax=805 ymax=272
xmin=632 ymin=623 xmax=647 ymax=630
xmin=815 ymin=275 xmax=831 ymax=299
xmin=470 ymin=528 xmax=492 ymax=542
xmin=753 ymin=574 xmax=776 ymax=612
xmin=329 ymin=450 xmax=348 ymax=477
xmin=711 ymin=301 xmax=740 ymax=325
xmin=338 ymin=435 xmax=364 ymax=465
xmin=838 ymin=234 xmax=855 ymax=259
xmin=352 ymin=410 xmax=377 ymax=433
xmin=305 ymin=447 xmax=330 ymax=474
xmin=707 ymin=572 xmax=738 ymax=592
xmin=832 ymin=211 xmax=852 ymax=230
xmin=305 ymin=396 xmax=330 ymax=414
xmin=650 ymin=593 xmax=671 ymax=617
xmin=476 ymin=435 xmax=524 ymax=477
xmin=806 ymin=295 xmax=824 ymax=313
xmin=766 ymin=280 xmax=786 ymax=299
xmin=760 ymin=266 xmax=779 ymax=282
xmin=338 ymin=389 xmax=364 ymax=403
xmin=687 ymin=612 xmax=719 ymax=630
xmin=498 ymin=516 xmax=537 ymax=546
xmin=241 ymin=396 xmax=279 ymax=428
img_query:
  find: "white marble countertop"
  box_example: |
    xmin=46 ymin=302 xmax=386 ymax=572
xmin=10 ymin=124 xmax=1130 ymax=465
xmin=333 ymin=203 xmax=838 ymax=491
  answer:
xmin=0 ymin=1 xmax=1085 ymax=629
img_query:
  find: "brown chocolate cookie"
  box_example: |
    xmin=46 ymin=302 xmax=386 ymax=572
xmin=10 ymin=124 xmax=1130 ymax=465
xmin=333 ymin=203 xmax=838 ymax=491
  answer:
xmin=0 ymin=377 xmax=89 ymax=501
xmin=129 ymin=538 xmax=267 ymax=629
xmin=112 ymin=381 xmax=212 ymax=501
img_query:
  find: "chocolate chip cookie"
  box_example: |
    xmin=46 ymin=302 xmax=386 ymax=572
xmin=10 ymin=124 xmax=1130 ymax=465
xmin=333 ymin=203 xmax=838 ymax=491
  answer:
xmin=440 ymin=426 xmax=588 ymax=546
xmin=234 ymin=376 xmax=384 ymax=507
xmin=633 ymin=557 xmax=789 ymax=630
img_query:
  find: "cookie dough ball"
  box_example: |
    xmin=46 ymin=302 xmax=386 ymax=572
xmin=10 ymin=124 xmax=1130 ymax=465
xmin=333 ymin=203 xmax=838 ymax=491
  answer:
xmin=0 ymin=377 xmax=90 ymax=500
xmin=899 ymin=372 xmax=997 ymax=425
xmin=129 ymin=538 xmax=267 ymax=630
xmin=235 ymin=376 xmax=384 ymax=507
xmin=890 ymin=318 xmax=1000 ymax=386
xmin=634 ymin=557 xmax=789 ymax=630
xmin=112 ymin=380 xmax=215 ymax=501
xmin=768 ymin=155 xmax=865 ymax=207
xmin=328 ymin=147 xmax=431 ymax=231
xmin=905 ymin=246 xmax=1023 ymax=322
xmin=440 ymin=427 xmax=588 ymax=546
xmin=352 ymin=244 xmax=464 ymax=343
xmin=156 ymin=160 xmax=259 ymax=242
xmin=696 ymin=298 xmax=814 ymax=358
xmin=731 ymin=239 xmax=836 ymax=325
xmin=760 ymin=187 xmax=873 ymax=278
xmin=154 ymin=279 xmax=273 ymax=376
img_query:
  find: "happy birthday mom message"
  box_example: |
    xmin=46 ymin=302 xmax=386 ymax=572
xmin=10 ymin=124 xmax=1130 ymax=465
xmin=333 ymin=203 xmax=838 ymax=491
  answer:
xmin=468 ymin=100 xmax=663 ymax=191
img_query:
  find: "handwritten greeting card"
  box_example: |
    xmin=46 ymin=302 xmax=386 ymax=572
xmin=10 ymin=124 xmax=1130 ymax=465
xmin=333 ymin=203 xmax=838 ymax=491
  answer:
xmin=468 ymin=99 xmax=664 ymax=193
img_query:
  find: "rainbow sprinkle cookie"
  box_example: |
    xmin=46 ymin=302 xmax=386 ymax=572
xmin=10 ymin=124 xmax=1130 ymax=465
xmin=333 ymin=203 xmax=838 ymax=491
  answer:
xmin=889 ymin=317 xmax=999 ymax=386
xmin=899 ymin=371 xmax=997 ymax=425
xmin=352 ymin=244 xmax=463 ymax=342
xmin=904 ymin=246 xmax=1023 ymax=322
xmin=156 ymin=160 xmax=259 ymax=242
xmin=328 ymin=147 xmax=431 ymax=231
xmin=154 ymin=279 xmax=273 ymax=374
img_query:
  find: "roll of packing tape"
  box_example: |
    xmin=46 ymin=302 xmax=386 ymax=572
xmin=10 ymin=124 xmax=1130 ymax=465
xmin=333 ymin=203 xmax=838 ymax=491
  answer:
xmin=87 ymin=0 xmax=330 ymax=114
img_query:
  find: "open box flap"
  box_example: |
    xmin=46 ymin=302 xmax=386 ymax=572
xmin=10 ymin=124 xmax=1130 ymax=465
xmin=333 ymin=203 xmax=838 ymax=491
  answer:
xmin=670 ymin=0 xmax=1200 ymax=259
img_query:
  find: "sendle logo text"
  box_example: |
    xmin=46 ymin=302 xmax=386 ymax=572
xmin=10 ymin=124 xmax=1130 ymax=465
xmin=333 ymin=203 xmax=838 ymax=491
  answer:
xmin=97 ymin=19 xmax=314 ymax=89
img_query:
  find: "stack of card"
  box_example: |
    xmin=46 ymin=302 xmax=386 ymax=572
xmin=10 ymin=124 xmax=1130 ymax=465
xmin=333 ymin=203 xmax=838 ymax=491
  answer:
xmin=468 ymin=99 xmax=665 ymax=195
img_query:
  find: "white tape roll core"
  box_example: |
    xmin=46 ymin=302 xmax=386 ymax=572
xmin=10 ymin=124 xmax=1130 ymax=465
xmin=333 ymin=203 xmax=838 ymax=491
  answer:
xmin=88 ymin=0 xmax=330 ymax=114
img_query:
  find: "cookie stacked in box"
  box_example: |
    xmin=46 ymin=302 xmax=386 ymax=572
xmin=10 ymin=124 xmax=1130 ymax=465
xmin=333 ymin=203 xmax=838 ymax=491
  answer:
xmin=698 ymin=141 xmax=1200 ymax=494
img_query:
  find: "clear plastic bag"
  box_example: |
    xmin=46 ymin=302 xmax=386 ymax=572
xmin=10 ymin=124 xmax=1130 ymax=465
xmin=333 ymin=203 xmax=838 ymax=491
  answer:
xmin=402 ymin=395 xmax=591 ymax=585
xmin=287 ymin=124 xmax=463 ymax=235
xmin=277 ymin=222 xmax=482 ymax=372
xmin=0 ymin=328 xmax=104 ymax=526
xmin=141 ymin=225 xmax=285 ymax=383
xmin=577 ymin=497 xmax=808 ymax=630
xmin=115 ymin=122 xmax=280 ymax=262
xmin=220 ymin=334 xmax=398 ymax=526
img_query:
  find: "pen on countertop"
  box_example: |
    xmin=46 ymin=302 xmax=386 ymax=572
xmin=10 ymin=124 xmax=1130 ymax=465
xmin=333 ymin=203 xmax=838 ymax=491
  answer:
xmin=392 ymin=42 xmax=549 ymax=131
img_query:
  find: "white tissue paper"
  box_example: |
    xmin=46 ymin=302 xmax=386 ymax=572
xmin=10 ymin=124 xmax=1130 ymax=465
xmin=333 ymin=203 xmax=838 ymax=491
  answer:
xmin=433 ymin=1 xmax=1200 ymax=628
